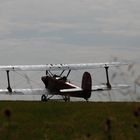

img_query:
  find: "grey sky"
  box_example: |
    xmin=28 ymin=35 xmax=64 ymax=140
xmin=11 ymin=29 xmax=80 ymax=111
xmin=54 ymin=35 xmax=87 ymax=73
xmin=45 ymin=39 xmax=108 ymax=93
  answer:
xmin=0 ymin=0 xmax=140 ymax=42
xmin=0 ymin=0 xmax=139 ymax=64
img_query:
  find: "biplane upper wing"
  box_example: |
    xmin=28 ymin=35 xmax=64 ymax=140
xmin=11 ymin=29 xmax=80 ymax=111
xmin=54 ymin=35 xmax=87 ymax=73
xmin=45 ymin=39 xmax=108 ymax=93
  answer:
xmin=0 ymin=62 xmax=127 ymax=71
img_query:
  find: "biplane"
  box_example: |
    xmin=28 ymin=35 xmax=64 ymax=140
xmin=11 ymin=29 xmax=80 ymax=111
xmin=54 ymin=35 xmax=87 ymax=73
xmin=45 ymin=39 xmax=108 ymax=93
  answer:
xmin=0 ymin=62 xmax=129 ymax=101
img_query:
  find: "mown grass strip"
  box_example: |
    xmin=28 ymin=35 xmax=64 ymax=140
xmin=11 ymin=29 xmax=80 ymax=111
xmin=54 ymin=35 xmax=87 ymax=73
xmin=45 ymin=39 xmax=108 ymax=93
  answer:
xmin=0 ymin=101 xmax=139 ymax=140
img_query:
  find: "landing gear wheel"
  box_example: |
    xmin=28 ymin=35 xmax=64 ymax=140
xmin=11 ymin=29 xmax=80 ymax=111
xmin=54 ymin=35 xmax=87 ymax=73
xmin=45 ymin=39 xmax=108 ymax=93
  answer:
xmin=41 ymin=94 xmax=47 ymax=102
xmin=63 ymin=96 xmax=70 ymax=102
xmin=85 ymin=98 xmax=89 ymax=102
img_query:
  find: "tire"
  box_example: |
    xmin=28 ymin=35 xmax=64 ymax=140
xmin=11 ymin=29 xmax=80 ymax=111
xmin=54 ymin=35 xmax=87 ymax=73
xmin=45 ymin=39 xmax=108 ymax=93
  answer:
xmin=41 ymin=94 xmax=47 ymax=102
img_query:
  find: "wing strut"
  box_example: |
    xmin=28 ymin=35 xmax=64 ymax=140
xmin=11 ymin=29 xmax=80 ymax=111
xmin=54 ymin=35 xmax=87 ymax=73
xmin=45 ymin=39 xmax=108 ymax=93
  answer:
xmin=6 ymin=70 xmax=12 ymax=92
xmin=60 ymin=70 xmax=65 ymax=77
xmin=47 ymin=71 xmax=53 ymax=77
xmin=66 ymin=70 xmax=71 ymax=78
xmin=104 ymin=65 xmax=111 ymax=89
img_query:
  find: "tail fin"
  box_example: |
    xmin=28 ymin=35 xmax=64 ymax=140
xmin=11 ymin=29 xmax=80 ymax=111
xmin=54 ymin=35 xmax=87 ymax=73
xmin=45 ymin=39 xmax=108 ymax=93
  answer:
xmin=81 ymin=72 xmax=92 ymax=99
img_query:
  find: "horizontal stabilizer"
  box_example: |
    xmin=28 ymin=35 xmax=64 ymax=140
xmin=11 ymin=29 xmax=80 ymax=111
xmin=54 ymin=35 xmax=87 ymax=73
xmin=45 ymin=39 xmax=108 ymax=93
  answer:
xmin=60 ymin=84 xmax=130 ymax=93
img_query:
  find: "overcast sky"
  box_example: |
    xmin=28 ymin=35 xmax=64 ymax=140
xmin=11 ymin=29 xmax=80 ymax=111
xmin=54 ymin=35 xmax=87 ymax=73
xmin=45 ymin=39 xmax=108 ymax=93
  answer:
xmin=0 ymin=0 xmax=139 ymax=64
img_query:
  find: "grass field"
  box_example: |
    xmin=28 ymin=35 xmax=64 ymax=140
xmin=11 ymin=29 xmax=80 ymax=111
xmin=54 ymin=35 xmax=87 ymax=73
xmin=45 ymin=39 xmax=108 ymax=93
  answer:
xmin=0 ymin=101 xmax=140 ymax=140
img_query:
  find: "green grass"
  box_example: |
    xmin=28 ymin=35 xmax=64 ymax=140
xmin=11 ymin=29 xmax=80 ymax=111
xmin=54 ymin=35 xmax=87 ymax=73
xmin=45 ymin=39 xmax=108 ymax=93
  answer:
xmin=0 ymin=101 xmax=140 ymax=140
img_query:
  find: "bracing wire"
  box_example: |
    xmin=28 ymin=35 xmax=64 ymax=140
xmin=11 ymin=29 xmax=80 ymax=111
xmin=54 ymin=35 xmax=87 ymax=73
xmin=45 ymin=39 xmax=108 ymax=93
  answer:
xmin=13 ymin=71 xmax=43 ymax=88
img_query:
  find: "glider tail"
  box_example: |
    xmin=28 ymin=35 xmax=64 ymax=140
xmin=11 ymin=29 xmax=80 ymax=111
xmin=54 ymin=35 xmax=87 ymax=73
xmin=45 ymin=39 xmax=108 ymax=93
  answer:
xmin=81 ymin=72 xmax=92 ymax=99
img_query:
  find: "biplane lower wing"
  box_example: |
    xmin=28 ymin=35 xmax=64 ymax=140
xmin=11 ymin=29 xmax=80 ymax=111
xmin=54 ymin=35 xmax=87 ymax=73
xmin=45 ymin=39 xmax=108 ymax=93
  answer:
xmin=0 ymin=84 xmax=129 ymax=95
xmin=0 ymin=89 xmax=46 ymax=95
xmin=60 ymin=84 xmax=130 ymax=93
xmin=59 ymin=84 xmax=130 ymax=100
xmin=92 ymin=84 xmax=130 ymax=91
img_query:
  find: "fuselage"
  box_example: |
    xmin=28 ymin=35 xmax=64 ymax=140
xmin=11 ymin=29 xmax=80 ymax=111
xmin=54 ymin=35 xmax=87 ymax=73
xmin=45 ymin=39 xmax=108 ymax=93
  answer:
xmin=41 ymin=73 xmax=92 ymax=100
xmin=42 ymin=75 xmax=75 ymax=93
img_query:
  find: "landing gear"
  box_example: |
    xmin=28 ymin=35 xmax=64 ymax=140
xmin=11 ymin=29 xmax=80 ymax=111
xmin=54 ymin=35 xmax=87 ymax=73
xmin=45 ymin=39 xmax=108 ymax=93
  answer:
xmin=85 ymin=98 xmax=89 ymax=102
xmin=41 ymin=94 xmax=47 ymax=102
xmin=63 ymin=95 xmax=70 ymax=102
xmin=41 ymin=94 xmax=54 ymax=102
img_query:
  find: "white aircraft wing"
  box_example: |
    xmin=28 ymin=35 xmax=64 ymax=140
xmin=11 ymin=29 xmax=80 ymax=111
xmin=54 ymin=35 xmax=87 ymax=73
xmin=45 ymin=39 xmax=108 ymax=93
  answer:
xmin=0 ymin=88 xmax=46 ymax=95
xmin=0 ymin=62 xmax=127 ymax=71
xmin=92 ymin=84 xmax=130 ymax=91
xmin=60 ymin=84 xmax=130 ymax=93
